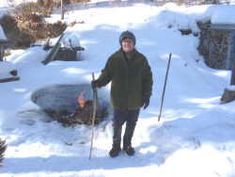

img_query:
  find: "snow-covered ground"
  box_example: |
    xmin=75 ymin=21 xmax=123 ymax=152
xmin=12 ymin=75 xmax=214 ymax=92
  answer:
xmin=0 ymin=2 xmax=235 ymax=177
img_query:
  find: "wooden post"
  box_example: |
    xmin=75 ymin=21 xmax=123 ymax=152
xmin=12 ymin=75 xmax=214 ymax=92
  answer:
xmin=231 ymin=65 xmax=235 ymax=85
xmin=229 ymin=32 xmax=235 ymax=85
xmin=61 ymin=0 xmax=64 ymax=20
xmin=89 ymin=73 xmax=98 ymax=160
xmin=0 ymin=46 xmax=4 ymax=61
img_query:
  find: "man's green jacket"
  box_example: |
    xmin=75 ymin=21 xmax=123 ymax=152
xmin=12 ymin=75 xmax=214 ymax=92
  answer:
xmin=96 ymin=49 xmax=153 ymax=109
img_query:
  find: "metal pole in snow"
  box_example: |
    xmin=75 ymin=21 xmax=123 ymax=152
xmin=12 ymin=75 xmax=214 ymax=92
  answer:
xmin=158 ymin=53 xmax=172 ymax=122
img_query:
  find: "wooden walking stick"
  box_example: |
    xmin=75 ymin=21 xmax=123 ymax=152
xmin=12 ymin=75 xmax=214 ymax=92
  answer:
xmin=89 ymin=72 xmax=98 ymax=159
xmin=158 ymin=53 xmax=172 ymax=122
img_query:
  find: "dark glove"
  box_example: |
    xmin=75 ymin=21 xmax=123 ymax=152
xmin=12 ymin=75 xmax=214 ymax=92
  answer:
xmin=142 ymin=96 xmax=150 ymax=109
xmin=91 ymin=80 xmax=99 ymax=89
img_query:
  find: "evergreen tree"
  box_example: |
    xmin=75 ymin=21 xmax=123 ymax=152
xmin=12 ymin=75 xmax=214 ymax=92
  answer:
xmin=0 ymin=139 xmax=7 ymax=165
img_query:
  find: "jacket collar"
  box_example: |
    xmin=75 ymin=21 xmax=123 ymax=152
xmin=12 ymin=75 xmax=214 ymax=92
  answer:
xmin=119 ymin=48 xmax=137 ymax=60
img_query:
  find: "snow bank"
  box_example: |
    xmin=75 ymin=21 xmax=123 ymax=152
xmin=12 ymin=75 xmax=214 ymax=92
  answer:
xmin=0 ymin=61 xmax=16 ymax=79
xmin=211 ymin=5 xmax=235 ymax=24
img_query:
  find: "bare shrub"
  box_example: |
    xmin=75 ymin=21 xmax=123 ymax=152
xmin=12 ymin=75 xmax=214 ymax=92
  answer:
xmin=37 ymin=0 xmax=54 ymax=15
xmin=0 ymin=13 xmax=66 ymax=48
xmin=46 ymin=21 xmax=67 ymax=37
xmin=0 ymin=15 xmax=32 ymax=48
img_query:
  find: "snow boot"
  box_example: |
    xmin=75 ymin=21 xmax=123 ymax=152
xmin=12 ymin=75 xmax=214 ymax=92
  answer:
xmin=123 ymin=146 xmax=135 ymax=156
xmin=109 ymin=146 xmax=121 ymax=158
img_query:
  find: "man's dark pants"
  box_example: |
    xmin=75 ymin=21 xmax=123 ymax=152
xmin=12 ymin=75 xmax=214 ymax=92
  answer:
xmin=112 ymin=109 xmax=140 ymax=149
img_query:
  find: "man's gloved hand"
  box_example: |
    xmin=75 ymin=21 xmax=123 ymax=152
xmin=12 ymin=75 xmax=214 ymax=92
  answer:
xmin=91 ymin=80 xmax=99 ymax=89
xmin=142 ymin=96 xmax=150 ymax=109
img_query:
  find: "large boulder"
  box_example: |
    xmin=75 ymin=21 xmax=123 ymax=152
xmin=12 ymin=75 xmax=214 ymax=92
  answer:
xmin=31 ymin=84 xmax=109 ymax=125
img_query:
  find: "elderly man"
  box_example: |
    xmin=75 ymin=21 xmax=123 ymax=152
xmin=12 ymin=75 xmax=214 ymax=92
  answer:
xmin=92 ymin=31 xmax=153 ymax=157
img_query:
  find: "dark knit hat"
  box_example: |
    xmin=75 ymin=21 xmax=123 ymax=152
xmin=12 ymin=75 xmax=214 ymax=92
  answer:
xmin=119 ymin=30 xmax=136 ymax=45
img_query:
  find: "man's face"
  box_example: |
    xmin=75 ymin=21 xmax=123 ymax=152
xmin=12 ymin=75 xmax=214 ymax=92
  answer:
xmin=121 ymin=38 xmax=134 ymax=53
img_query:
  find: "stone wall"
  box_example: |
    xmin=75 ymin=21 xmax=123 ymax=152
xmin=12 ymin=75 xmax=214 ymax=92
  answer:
xmin=197 ymin=21 xmax=230 ymax=69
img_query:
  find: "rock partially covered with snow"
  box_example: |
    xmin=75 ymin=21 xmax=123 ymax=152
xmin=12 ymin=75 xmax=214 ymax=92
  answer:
xmin=221 ymin=86 xmax=235 ymax=103
xmin=31 ymin=84 xmax=109 ymax=125
xmin=0 ymin=61 xmax=18 ymax=79
xmin=31 ymin=84 xmax=93 ymax=113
